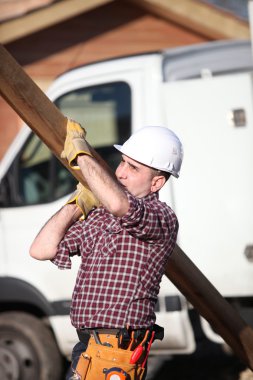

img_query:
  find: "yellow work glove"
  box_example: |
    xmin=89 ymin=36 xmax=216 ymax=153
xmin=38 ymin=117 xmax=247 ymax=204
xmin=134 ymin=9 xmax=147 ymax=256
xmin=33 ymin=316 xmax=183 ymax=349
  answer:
xmin=61 ymin=118 xmax=92 ymax=169
xmin=66 ymin=183 xmax=100 ymax=219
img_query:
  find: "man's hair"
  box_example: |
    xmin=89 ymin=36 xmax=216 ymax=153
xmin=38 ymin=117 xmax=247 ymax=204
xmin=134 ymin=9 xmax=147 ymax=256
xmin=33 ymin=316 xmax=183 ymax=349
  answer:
xmin=152 ymin=169 xmax=171 ymax=182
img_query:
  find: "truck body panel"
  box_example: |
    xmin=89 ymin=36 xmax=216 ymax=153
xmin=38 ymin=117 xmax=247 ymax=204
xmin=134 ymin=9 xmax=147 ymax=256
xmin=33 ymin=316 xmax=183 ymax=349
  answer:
xmin=163 ymin=71 xmax=253 ymax=295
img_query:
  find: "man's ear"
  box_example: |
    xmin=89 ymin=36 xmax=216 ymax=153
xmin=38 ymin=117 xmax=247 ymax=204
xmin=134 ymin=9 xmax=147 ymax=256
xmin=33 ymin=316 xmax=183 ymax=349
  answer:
xmin=151 ymin=175 xmax=166 ymax=193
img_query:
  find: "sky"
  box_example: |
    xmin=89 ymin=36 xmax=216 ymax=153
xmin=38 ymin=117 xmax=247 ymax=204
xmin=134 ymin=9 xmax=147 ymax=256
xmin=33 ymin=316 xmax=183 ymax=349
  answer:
xmin=201 ymin=0 xmax=249 ymax=21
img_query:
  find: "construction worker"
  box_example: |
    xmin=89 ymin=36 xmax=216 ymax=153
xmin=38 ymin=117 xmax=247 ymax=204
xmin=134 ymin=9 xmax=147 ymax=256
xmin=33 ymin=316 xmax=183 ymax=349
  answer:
xmin=29 ymin=121 xmax=183 ymax=380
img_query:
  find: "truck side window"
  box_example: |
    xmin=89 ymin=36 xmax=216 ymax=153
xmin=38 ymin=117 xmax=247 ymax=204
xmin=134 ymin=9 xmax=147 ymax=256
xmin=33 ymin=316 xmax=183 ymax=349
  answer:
xmin=19 ymin=134 xmax=77 ymax=204
xmin=0 ymin=134 xmax=77 ymax=207
xmin=20 ymin=135 xmax=52 ymax=204
xmin=0 ymin=81 xmax=131 ymax=207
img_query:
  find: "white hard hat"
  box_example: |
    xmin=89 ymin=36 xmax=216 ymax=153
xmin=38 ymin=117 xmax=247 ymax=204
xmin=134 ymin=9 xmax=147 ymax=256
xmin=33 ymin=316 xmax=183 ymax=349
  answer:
xmin=114 ymin=126 xmax=183 ymax=178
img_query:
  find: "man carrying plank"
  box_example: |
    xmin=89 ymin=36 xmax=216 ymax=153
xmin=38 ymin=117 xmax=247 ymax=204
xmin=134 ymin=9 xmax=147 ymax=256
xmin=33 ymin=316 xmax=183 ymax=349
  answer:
xmin=29 ymin=120 xmax=183 ymax=379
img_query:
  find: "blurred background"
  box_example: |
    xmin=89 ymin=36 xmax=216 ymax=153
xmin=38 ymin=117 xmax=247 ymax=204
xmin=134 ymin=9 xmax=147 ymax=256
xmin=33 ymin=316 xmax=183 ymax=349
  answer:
xmin=0 ymin=0 xmax=249 ymax=159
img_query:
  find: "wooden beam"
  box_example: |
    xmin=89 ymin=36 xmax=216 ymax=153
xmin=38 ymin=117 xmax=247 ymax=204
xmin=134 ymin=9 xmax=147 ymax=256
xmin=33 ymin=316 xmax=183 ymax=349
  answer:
xmin=1 ymin=43 xmax=253 ymax=369
xmin=167 ymin=245 xmax=253 ymax=369
xmin=0 ymin=43 xmax=113 ymax=183
xmin=126 ymin=0 xmax=250 ymax=40
xmin=0 ymin=0 xmax=113 ymax=44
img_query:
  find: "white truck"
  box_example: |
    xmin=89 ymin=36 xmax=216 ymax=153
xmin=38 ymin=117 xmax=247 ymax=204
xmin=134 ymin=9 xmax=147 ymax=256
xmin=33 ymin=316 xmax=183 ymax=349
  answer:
xmin=0 ymin=39 xmax=253 ymax=379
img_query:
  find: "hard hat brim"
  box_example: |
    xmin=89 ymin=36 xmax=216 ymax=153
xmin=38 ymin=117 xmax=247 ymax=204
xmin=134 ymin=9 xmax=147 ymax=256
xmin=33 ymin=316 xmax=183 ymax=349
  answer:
xmin=114 ymin=144 xmax=179 ymax=177
xmin=114 ymin=144 xmax=123 ymax=153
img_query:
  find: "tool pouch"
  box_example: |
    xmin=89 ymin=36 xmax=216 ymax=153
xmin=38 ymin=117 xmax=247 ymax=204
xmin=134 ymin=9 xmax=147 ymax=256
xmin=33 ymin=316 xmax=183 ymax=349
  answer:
xmin=75 ymin=352 xmax=91 ymax=380
xmin=78 ymin=342 xmax=145 ymax=380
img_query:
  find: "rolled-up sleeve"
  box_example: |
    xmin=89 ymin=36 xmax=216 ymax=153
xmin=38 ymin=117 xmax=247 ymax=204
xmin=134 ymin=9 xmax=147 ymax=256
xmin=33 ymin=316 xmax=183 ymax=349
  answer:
xmin=120 ymin=192 xmax=169 ymax=242
xmin=51 ymin=220 xmax=83 ymax=269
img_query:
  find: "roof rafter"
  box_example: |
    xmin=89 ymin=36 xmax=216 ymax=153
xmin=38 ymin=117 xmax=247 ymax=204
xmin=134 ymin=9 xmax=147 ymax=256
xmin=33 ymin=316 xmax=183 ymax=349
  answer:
xmin=126 ymin=0 xmax=250 ymax=39
xmin=0 ymin=0 xmax=113 ymax=44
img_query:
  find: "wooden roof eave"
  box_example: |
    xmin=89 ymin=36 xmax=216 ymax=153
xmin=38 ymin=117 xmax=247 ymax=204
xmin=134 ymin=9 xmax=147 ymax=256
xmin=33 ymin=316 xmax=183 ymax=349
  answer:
xmin=0 ymin=0 xmax=113 ymax=44
xmin=0 ymin=0 xmax=250 ymax=45
xmin=126 ymin=0 xmax=250 ymax=40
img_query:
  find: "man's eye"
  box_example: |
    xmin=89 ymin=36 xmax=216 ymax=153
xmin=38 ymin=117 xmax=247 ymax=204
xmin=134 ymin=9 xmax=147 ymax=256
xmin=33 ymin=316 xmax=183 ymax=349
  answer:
xmin=130 ymin=164 xmax=138 ymax=171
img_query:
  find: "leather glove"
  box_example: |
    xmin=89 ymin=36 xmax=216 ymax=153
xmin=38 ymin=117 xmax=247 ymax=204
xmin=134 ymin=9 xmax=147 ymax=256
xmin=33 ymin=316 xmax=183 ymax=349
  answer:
xmin=61 ymin=118 xmax=92 ymax=169
xmin=66 ymin=183 xmax=100 ymax=218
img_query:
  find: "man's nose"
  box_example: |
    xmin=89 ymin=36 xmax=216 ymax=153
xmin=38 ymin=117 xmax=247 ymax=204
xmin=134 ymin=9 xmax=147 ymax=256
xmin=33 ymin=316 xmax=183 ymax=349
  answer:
xmin=117 ymin=163 xmax=127 ymax=178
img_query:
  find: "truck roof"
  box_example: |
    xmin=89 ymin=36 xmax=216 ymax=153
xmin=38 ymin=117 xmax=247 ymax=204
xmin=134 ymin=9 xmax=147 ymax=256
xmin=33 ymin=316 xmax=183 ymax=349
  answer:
xmin=53 ymin=40 xmax=253 ymax=84
xmin=162 ymin=39 xmax=253 ymax=81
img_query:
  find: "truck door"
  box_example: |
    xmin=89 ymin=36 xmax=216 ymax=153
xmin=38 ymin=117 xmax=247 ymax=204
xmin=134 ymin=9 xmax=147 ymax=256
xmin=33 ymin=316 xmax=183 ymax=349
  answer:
xmin=163 ymin=71 xmax=253 ymax=339
xmin=0 ymin=131 xmax=78 ymax=292
xmin=0 ymin=78 xmax=133 ymax=355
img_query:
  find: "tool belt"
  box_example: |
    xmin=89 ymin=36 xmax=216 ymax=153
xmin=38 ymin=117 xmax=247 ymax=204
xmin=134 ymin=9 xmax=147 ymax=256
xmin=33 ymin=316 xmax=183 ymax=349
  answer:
xmin=75 ymin=325 xmax=164 ymax=380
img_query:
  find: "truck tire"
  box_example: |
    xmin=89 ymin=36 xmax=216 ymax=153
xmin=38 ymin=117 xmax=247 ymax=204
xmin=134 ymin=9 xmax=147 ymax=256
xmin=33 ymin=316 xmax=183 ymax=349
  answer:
xmin=0 ymin=311 xmax=63 ymax=380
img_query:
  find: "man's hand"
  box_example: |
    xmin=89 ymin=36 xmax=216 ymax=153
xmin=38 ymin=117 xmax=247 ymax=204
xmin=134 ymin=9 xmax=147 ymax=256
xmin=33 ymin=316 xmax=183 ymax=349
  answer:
xmin=61 ymin=118 xmax=92 ymax=169
xmin=66 ymin=183 xmax=100 ymax=218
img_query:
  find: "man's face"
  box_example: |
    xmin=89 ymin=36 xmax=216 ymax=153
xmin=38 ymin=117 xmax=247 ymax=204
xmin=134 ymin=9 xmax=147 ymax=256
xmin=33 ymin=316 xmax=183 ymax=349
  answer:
xmin=115 ymin=154 xmax=157 ymax=198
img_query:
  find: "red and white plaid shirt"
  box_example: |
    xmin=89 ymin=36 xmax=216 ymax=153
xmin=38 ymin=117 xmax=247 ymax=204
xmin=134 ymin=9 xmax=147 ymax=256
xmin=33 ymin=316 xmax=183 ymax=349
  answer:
xmin=52 ymin=192 xmax=178 ymax=329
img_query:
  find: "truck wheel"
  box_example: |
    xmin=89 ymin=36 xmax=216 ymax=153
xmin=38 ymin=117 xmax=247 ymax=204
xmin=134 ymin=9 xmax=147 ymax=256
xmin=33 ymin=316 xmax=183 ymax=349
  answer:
xmin=0 ymin=311 xmax=63 ymax=380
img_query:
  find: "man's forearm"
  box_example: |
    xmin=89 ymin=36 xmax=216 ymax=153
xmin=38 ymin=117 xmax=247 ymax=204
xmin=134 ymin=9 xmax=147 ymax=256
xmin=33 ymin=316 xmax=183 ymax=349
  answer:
xmin=29 ymin=204 xmax=81 ymax=260
xmin=77 ymin=155 xmax=129 ymax=217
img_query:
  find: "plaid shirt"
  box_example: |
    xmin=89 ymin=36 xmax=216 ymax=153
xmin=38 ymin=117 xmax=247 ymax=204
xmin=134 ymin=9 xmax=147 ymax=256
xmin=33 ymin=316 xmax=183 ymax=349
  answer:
xmin=52 ymin=192 xmax=178 ymax=329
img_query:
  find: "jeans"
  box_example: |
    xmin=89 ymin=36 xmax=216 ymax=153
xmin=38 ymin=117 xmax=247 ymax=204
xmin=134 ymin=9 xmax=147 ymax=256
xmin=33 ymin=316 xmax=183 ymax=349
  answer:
xmin=65 ymin=341 xmax=88 ymax=380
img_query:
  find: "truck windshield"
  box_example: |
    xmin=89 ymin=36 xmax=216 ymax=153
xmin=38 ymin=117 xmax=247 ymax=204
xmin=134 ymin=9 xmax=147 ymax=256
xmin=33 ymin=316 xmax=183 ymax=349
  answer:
xmin=55 ymin=81 xmax=131 ymax=170
xmin=0 ymin=81 xmax=131 ymax=207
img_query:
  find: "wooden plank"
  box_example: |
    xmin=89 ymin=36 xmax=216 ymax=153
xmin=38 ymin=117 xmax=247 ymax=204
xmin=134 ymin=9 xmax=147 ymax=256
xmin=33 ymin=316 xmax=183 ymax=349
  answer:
xmin=0 ymin=43 xmax=113 ymax=184
xmin=127 ymin=0 xmax=250 ymax=39
xmin=0 ymin=0 xmax=113 ymax=44
xmin=1 ymin=43 xmax=253 ymax=368
xmin=167 ymin=245 xmax=253 ymax=369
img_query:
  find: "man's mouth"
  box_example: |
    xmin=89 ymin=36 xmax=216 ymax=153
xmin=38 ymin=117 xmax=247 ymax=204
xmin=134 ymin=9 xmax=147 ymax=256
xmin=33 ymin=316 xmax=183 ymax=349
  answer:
xmin=119 ymin=182 xmax=127 ymax=190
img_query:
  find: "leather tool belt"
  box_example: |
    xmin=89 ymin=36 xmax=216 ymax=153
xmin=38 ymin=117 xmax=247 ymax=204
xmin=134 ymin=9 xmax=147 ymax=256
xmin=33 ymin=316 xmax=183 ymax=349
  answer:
xmin=75 ymin=325 xmax=164 ymax=380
